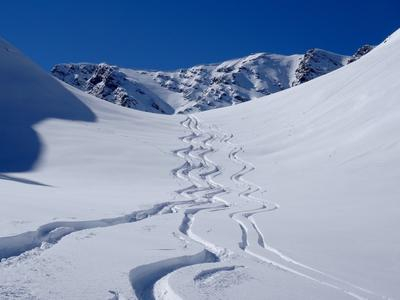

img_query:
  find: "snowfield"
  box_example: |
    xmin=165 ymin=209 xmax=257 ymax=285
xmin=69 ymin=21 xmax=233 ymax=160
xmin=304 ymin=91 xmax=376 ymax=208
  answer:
xmin=1 ymin=29 xmax=400 ymax=300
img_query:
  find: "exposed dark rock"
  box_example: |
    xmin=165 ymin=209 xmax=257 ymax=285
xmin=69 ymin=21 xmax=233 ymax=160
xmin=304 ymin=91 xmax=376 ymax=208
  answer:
xmin=348 ymin=45 xmax=375 ymax=63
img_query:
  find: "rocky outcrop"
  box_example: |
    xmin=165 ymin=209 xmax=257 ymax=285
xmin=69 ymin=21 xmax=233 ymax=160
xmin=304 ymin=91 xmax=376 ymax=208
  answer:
xmin=348 ymin=45 xmax=374 ymax=63
xmin=52 ymin=63 xmax=170 ymax=114
xmin=292 ymin=49 xmax=349 ymax=86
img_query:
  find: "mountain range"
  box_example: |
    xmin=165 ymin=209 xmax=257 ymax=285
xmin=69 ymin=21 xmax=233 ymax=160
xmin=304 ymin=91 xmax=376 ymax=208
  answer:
xmin=51 ymin=45 xmax=373 ymax=114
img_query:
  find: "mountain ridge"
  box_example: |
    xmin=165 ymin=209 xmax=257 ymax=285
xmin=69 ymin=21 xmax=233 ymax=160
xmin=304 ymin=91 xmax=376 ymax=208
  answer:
xmin=52 ymin=46 xmax=373 ymax=114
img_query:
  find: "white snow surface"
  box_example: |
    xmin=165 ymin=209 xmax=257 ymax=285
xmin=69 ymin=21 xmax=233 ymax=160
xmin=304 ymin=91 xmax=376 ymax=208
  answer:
xmin=1 ymin=29 xmax=400 ymax=300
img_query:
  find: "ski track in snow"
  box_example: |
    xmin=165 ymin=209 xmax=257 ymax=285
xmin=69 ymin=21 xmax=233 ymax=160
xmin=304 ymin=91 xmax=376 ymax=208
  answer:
xmin=131 ymin=115 xmax=232 ymax=300
xmin=129 ymin=250 xmax=218 ymax=300
xmin=0 ymin=200 xmax=194 ymax=261
xmin=193 ymin=265 xmax=243 ymax=286
xmin=143 ymin=115 xmax=386 ymax=300
xmin=217 ymin=126 xmax=387 ymax=300
xmin=0 ymin=115 xmax=388 ymax=300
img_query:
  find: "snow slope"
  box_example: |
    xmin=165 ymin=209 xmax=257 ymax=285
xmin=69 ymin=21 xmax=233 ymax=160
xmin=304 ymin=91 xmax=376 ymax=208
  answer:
xmin=199 ymin=29 xmax=400 ymax=299
xmin=1 ymin=29 xmax=399 ymax=300
xmin=0 ymin=38 xmax=96 ymax=173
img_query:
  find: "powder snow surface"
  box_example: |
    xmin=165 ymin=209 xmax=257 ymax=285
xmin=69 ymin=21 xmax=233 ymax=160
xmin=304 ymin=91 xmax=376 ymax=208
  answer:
xmin=0 ymin=30 xmax=399 ymax=300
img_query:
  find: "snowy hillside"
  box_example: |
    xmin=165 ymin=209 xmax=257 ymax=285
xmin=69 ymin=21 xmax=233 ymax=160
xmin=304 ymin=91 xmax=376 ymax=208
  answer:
xmin=199 ymin=29 xmax=400 ymax=299
xmin=1 ymin=29 xmax=399 ymax=300
xmin=52 ymin=48 xmax=354 ymax=114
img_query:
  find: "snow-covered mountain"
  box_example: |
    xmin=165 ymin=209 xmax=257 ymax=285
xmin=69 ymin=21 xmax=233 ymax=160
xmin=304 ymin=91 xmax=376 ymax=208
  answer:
xmin=348 ymin=44 xmax=374 ymax=63
xmin=52 ymin=47 xmax=359 ymax=114
xmin=291 ymin=48 xmax=349 ymax=85
xmin=1 ymin=29 xmax=399 ymax=300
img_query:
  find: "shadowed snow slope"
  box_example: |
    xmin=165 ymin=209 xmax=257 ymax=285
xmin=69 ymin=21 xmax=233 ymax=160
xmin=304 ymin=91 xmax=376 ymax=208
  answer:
xmin=0 ymin=38 xmax=96 ymax=173
xmin=199 ymin=29 xmax=400 ymax=298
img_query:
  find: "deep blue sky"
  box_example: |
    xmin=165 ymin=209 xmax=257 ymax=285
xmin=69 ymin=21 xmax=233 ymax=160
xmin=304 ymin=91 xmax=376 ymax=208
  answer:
xmin=1 ymin=0 xmax=399 ymax=71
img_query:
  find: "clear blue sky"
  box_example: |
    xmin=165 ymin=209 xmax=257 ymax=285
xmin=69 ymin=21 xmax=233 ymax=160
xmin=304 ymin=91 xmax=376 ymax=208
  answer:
xmin=1 ymin=0 xmax=399 ymax=71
